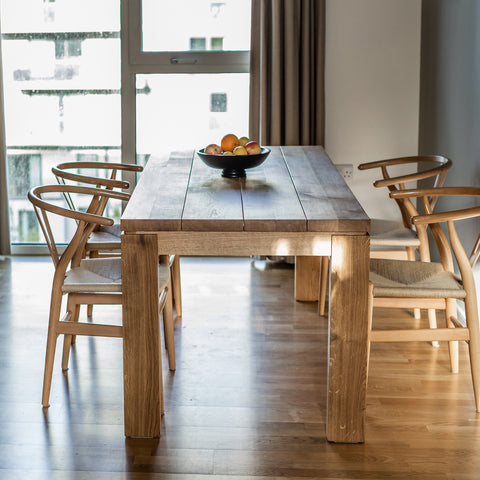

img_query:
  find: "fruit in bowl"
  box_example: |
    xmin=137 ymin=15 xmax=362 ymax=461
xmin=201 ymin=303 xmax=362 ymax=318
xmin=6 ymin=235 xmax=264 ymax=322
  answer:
xmin=198 ymin=133 xmax=270 ymax=178
xmin=238 ymin=136 xmax=250 ymax=147
xmin=245 ymin=141 xmax=262 ymax=155
xmin=233 ymin=145 xmax=248 ymax=156
xmin=204 ymin=143 xmax=222 ymax=154
xmin=202 ymin=134 xmax=265 ymax=156
xmin=221 ymin=134 xmax=240 ymax=153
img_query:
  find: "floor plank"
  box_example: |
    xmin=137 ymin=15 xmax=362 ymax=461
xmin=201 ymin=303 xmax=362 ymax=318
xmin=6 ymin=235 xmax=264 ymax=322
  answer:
xmin=1 ymin=256 xmax=480 ymax=479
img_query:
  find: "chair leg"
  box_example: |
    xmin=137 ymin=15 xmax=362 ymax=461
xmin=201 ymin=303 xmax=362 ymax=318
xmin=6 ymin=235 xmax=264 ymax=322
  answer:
xmin=171 ymin=255 xmax=182 ymax=317
xmin=465 ymin=310 xmax=480 ymax=413
xmin=318 ymin=256 xmax=329 ymax=316
xmin=406 ymin=246 xmax=421 ymax=319
xmin=163 ymin=279 xmax=176 ymax=371
xmin=42 ymin=291 xmax=63 ymax=408
xmin=446 ymin=298 xmax=459 ymax=373
xmin=86 ymin=251 xmax=100 ymax=317
xmin=468 ymin=336 xmax=480 ymax=413
xmin=62 ymin=335 xmax=72 ymax=371
xmin=70 ymin=302 xmax=80 ymax=345
xmin=62 ymin=296 xmax=77 ymax=370
xmin=428 ymin=309 xmax=439 ymax=348
xmin=366 ymin=282 xmax=374 ymax=385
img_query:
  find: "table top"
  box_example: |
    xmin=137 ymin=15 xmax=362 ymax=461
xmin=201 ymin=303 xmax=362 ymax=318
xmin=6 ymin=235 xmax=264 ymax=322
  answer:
xmin=121 ymin=146 xmax=370 ymax=234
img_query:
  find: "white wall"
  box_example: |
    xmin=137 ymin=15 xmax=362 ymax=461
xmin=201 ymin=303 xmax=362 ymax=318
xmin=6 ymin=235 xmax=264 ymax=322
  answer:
xmin=325 ymin=0 xmax=422 ymax=220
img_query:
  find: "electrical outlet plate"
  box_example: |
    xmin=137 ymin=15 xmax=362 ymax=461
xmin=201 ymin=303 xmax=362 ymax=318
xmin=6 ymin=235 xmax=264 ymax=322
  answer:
xmin=335 ymin=164 xmax=353 ymax=179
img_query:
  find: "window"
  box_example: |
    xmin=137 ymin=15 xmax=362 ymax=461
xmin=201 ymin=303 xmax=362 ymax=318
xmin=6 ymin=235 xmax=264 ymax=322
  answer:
xmin=210 ymin=37 xmax=223 ymax=50
xmin=141 ymin=0 xmax=250 ymax=53
xmin=190 ymin=37 xmax=206 ymax=51
xmin=55 ymin=39 xmax=82 ymax=59
xmin=211 ymin=93 xmax=227 ymax=112
xmin=18 ymin=210 xmax=39 ymax=243
xmin=1 ymin=0 xmax=121 ymax=247
xmin=136 ymin=75 xmax=248 ymax=156
xmin=128 ymin=0 xmax=251 ymax=158
xmin=7 ymin=154 xmax=41 ymax=199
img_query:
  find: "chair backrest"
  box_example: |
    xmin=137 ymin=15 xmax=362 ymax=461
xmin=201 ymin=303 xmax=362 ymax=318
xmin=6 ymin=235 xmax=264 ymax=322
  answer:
xmin=391 ymin=186 xmax=480 ymax=320
xmin=28 ymin=185 xmax=131 ymax=282
xmin=358 ymin=155 xmax=452 ymax=229
xmin=52 ymin=161 xmax=143 ymax=213
xmin=53 ymin=161 xmax=143 ymax=189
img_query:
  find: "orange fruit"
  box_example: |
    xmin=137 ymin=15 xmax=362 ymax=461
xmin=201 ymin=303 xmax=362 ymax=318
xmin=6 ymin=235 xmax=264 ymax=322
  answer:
xmin=221 ymin=133 xmax=240 ymax=152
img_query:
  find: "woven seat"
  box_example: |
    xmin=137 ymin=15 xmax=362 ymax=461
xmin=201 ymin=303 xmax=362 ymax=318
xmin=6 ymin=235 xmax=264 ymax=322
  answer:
xmin=370 ymin=258 xmax=466 ymax=299
xmin=28 ymin=184 xmax=175 ymax=408
xmin=370 ymin=219 xmax=421 ymax=247
xmin=83 ymin=229 xmax=122 ymax=251
xmin=94 ymin=222 xmax=122 ymax=237
xmin=63 ymin=257 xmax=170 ymax=294
xmin=367 ymin=186 xmax=480 ymax=413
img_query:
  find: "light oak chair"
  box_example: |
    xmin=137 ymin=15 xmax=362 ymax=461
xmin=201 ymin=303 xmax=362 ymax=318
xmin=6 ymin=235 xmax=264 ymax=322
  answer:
xmin=28 ymin=184 xmax=175 ymax=408
xmin=318 ymin=155 xmax=452 ymax=331
xmin=368 ymin=186 xmax=480 ymax=412
xmin=52 ymin=161 xmax=182 ymax=317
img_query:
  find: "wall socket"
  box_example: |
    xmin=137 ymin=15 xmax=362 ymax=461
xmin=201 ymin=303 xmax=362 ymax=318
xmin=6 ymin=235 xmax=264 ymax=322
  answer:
xmin=335 ymin=164 xmax=354 ymax=179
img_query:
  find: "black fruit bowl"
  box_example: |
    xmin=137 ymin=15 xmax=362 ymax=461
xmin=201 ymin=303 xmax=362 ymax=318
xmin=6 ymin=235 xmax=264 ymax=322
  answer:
xmin=197 ymin=147 xmax=271 ymax=178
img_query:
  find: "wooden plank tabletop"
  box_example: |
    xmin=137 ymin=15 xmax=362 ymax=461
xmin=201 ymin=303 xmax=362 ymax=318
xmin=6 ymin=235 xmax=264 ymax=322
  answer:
xmin=121 ymin=146 xmax=370 ymax=235
xmin=182 ymin=152 xmax=244 ymax=232
xmin=282 ymin=146 xmax=370 ymax=232
xmin=121 ymin=150 xmax=193 ymax=232
xmin=241 ymin=147 xmax=307 ymax=232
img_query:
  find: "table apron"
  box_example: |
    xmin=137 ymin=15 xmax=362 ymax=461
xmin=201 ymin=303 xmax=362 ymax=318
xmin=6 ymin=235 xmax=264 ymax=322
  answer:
xmin=122 ymin=231 xmax=368 ymax=256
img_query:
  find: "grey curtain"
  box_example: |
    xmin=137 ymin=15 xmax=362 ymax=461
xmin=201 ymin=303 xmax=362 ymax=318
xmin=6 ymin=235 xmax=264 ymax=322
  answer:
xmin=249 ymin=0 xmax=325 ymax=146
xmin=0 ymin=32 xmax=11 ymax=256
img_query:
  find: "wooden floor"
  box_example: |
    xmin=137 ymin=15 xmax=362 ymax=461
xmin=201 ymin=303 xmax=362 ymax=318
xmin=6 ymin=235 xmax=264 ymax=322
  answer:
xmin=1 ymin=255 xmax=480 ymax=479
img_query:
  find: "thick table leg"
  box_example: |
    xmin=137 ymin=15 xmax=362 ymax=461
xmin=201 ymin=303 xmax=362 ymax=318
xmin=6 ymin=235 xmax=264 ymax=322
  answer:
xmin=327 ymin=234 xmax=370 ymax=443
xmin=122 ymin=233 xmax=163 ymax=438
xmin=295 ymin=256 xmax=321 ymax=301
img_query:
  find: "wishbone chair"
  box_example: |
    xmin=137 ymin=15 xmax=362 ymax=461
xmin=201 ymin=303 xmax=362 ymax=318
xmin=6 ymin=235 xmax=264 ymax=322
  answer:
xmin=368 ymin=186 xmax=480 ymax=412
xmin=28 ymin=184 xmax=175 ymax=408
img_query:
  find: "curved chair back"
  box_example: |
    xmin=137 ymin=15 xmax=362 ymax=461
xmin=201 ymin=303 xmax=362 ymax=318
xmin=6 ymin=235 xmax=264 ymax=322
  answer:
xmin=52 ymin=161 xmax=143 ymax=212
xmin=359 ymin=155 xmax=452 ymax=261
xmin=359 ymin=155 xmax=452 ymax=228
xmin=28 ymin=184 xmax=131 ymax=272
xmin=53 ymin=161 xmax=143 ymax=189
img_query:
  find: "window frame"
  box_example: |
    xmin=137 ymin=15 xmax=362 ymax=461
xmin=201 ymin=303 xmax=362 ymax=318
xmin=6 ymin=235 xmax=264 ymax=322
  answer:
xmin=125 ymin=0 xmax=250 ymax=73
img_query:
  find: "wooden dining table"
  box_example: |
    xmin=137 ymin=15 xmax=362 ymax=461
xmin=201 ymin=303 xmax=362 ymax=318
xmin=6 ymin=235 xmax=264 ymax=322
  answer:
xmin=120 ymin=145 xmax=371 ymax=443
